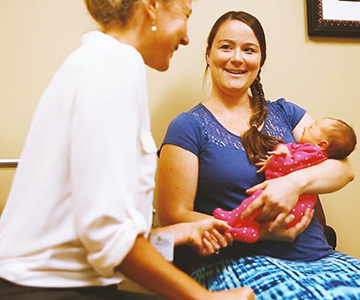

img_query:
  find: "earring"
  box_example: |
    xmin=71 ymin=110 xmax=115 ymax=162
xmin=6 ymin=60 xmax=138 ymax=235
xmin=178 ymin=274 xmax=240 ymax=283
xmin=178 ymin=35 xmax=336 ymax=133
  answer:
xmin=151 ymin=21 xmax=157 ymax=32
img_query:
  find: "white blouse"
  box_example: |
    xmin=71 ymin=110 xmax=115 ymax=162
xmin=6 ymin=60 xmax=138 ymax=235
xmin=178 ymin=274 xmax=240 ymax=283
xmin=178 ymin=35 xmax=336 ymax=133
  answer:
xmin=0 ymin=31 xmax=157 ymax=287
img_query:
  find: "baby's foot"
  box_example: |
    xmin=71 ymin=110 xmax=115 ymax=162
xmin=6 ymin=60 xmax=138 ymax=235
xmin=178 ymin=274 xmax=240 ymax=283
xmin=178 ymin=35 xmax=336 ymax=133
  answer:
xmin=227 ymin=224 xmax=260 ymax=243
xmin=213 ymin=208 xmax=231 ymax=221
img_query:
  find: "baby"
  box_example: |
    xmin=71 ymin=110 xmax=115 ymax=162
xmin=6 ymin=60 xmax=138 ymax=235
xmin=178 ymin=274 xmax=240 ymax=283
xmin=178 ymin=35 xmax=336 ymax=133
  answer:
xmin=214 ymin=117 xmax=357 ymax=243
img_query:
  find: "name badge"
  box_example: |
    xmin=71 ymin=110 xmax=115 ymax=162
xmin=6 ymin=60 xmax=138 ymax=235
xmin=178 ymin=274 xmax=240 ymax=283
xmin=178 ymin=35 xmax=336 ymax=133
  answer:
xmin=150 ymin=233 xmax=174 ymax=262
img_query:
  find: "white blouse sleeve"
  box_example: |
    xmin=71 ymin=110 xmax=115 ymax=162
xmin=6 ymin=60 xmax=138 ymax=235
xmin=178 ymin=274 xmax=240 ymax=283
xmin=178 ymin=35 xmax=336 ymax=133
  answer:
xmin=70 ymin=52 xmax=149 ymax=278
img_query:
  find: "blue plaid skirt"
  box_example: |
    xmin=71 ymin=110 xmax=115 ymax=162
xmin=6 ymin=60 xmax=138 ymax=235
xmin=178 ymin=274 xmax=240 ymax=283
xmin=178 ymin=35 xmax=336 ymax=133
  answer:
xmin=192 ymin=252 xmax=360 ymax=299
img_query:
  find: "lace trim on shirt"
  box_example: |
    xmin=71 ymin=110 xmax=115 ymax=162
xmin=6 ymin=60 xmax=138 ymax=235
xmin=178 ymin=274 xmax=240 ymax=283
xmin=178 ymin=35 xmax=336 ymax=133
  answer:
xmin=191 ymin=104 xmax=289 ymax=150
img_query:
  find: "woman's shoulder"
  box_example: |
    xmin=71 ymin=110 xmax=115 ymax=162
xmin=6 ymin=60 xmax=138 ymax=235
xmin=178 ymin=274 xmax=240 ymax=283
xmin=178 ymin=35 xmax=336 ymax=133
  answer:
xmin=266 ymin=98 xmax=304 ymax=111
xmin=267 ymin=98 xmax=306 ymax=124
xmin=67 ymin=31 xmax=145 ymax=78
xmin=170 ymin=104 xmax=207 ymax=126
xmin=162 ymin=104 xmax=207 ymax=155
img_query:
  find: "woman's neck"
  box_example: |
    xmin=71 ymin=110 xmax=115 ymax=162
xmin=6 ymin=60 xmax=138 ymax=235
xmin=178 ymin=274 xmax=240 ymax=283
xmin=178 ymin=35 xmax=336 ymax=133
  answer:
xmin=204 ymin=88 xmax=252 ymax=114
xmin=202 ymin=89 xmax=253 ymax=136
xmin=104 ymin=26 xmax=141 ymax=49
xmin=104 ymin=20 xmax=157 ymax=70
xmin=103 ymin=10 xmax=149 ymax=54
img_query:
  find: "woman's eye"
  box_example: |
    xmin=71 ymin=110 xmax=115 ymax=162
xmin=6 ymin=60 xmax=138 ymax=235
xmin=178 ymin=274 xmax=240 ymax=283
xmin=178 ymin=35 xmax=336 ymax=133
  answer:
xmin=244 ymin=47 xmax=255 ymax=53
xmin=220 ymin=44 xmax=231 ymax=50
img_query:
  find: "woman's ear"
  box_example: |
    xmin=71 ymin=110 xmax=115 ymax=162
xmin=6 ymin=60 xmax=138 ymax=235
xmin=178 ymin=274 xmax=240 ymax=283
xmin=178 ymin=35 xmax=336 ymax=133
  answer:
xmin=143 ymin=0 xmax=158 ymax=20
xmin=205 ymin=51 xmax=210 ymax=66
xmin=317 ymin=140 xmax=329 ymax=151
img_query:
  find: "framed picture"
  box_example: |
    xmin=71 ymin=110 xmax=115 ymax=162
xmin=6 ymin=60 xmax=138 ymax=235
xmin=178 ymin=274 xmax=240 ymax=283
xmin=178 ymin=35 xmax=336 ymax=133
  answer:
xmin=306 ymin=0 xmax=360 ymax=37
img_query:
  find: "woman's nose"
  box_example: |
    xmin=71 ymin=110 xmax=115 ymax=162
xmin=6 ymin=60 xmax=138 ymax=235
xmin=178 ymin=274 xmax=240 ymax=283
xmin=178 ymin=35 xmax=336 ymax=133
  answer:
xmin=180 ymin=35 xmax=190 ymax=46
xmin=231 ymin=50 xmax=244 ymax=63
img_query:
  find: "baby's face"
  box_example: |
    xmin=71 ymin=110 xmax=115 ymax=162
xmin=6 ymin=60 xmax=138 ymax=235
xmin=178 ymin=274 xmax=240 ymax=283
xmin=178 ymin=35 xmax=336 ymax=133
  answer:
xmin=299 ymin=118 xmax=335 ymax=144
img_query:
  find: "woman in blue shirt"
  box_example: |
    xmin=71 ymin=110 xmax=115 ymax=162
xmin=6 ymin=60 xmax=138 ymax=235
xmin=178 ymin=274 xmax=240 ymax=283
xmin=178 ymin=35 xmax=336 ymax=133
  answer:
xmin=158 ymin=11 xmax=360 ymax=299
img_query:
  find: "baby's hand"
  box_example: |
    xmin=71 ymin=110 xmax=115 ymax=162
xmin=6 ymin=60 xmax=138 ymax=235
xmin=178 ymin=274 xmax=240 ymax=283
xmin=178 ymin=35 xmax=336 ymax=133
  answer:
xmin=255 ymin=155 xmax=272 ymax=173
xmin=255 ymin=144 xmax=291 ymax=173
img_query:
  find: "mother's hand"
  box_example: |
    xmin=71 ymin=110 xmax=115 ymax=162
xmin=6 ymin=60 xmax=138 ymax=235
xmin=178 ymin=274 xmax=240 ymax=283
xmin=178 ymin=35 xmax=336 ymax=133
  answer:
xmin=259 ymin=208 xmax=314 ymax=242
xmin=242 ymin=175 xmax=303 ymax=231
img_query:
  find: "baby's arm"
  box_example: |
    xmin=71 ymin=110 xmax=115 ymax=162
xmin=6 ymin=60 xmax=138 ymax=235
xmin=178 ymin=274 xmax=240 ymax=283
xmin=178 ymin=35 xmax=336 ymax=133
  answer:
xmin=269 ymin=143 xmax=291 ymax=157
xmin=256 ymin=143 xmax=291 ymax=173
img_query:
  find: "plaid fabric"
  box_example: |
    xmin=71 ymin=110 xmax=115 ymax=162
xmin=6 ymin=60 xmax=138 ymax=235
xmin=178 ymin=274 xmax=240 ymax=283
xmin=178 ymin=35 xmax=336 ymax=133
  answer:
xmin=192 ymin=252 xmax=360 ymax=299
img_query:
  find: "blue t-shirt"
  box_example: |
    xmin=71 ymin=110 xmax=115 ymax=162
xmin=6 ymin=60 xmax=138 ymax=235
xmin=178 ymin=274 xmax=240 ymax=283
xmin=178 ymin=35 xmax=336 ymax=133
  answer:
xmin=161 ymin=99 xmax=334 ymax=266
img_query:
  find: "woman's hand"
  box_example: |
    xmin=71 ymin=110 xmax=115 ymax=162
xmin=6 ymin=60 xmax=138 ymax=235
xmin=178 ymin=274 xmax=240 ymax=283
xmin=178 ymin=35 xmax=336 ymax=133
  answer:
xmin=188 ymin=219 xmax=233 ymax=256
xmin=259 ymin=208 xmax=314 ymax=242
xmin=209 ymin=287 xmax=256 ymax=299
xmin=241 ymin=175 xmax=303 ymax=231
xmin=152 ymin=219 xmax=233 ymax=256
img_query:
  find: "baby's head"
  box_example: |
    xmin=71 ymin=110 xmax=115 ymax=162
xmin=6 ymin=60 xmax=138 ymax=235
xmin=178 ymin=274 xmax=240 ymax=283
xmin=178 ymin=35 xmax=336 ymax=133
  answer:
xmin=300 ymin=117 xmax=357 ymax=159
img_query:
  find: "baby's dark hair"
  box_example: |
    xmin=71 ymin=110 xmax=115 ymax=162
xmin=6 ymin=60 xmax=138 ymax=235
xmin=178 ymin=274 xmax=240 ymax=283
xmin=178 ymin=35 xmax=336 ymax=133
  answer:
xmin=323 ymin=118 xmax=357 ymax=159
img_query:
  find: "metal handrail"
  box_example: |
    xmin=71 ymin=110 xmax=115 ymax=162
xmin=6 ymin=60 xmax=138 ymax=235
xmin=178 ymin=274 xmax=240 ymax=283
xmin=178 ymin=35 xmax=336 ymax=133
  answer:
xmin=0 ymin=159 xmax=19 ymax=168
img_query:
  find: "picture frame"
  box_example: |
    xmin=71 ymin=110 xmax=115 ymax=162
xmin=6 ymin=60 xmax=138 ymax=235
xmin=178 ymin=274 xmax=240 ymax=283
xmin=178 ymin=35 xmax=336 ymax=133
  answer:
xmin=306 ymin=0 xmax=360 ymax=37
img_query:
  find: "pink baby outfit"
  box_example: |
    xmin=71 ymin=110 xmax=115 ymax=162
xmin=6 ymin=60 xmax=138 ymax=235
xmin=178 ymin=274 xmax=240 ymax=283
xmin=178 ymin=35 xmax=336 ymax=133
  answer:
xmin=214 ymin=142 xmax=327 ymax=243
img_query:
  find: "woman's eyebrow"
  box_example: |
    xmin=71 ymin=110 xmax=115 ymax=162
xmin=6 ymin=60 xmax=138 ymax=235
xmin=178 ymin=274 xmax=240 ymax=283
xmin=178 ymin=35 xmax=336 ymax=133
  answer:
xmin=216 ymin=39 xmax=259 ymax=47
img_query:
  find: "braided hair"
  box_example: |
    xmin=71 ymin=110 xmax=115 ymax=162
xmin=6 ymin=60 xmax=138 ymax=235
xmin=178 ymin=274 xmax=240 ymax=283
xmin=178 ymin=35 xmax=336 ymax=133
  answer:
xmin=205 ymin=11 xmax=282 ymax=163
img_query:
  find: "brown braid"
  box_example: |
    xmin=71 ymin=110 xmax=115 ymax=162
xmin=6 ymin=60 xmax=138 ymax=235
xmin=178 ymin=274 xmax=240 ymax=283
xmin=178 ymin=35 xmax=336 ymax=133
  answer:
xmin=242 ymin=75 xmax=283 ymax=163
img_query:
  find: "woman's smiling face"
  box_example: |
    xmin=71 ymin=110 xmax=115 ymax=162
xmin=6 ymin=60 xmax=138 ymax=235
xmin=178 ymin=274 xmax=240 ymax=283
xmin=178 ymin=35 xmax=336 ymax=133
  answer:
xmin=206 ymin=20 xmax=261 ymax=96
xmin=144 ymin=0 xmax=192 ymax=72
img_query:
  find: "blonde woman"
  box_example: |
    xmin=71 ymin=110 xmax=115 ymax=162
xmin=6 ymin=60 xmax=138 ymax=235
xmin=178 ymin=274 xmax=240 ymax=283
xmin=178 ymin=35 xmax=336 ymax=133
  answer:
xmin=0 ymin=1 xmax=256 ymax=299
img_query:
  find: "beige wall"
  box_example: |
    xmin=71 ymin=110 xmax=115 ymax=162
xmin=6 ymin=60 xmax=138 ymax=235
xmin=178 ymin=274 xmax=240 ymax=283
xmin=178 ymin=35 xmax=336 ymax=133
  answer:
xmin=1 ymin=0 xmax=359 ymax=258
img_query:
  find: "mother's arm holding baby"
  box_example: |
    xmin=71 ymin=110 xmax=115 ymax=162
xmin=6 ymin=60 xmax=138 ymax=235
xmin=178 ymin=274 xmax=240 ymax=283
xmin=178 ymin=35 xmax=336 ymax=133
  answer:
xmin=157 ymin=111 xmax=353 ymax=247
xmin=242 ymin=112 xmax=355 ymax=231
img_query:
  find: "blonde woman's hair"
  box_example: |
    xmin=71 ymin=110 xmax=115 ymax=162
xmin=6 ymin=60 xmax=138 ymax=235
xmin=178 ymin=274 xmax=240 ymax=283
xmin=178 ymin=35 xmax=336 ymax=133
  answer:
xmin=84 ymin=0 xmax=172 ymax=28
xmin=84 ymin=0 xmax=141 ymax=28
